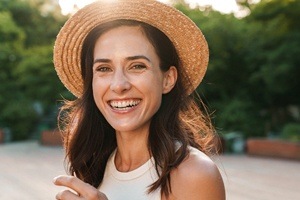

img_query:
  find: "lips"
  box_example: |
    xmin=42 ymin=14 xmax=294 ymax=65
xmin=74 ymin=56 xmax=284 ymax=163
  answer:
xmin=109 ymin=99 xmax=141 ymax=110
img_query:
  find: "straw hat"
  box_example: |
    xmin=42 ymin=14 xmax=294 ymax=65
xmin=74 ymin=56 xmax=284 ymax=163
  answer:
xmin=54 ymin=0 xmax=209 ymax=97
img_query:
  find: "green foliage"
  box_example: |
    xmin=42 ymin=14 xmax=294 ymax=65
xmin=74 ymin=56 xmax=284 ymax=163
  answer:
xmin=0 ymin=10 xmax=26 ymax=140
xmin=1 ymin=0 xmax=65 ymax=47
xmin=15 ymin=45 xmax=69 ymax=107
xmin=281 ymin=123 xmax=300 ymax=142
xmin=178 ymin=0 xmax=300 ymax=138
xmin=246 ymin=0 xmax=300 ymax=107
xmin=0 ymin=0 xmax=69 ymax=140
xmin=0 ymin=0 xmax=299 ymax=141
xmin=0 ymin=11 xmax=24 ymax=65
xmin=180 ymin=6 xmax=265 ymax=137
xmin=214 ymin=98 xmax=265 ymax=138
xmin=1 ymin=99 xmax=38 ymax=140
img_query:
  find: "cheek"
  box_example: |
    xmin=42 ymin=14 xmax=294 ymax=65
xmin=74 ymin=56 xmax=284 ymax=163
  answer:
xmin=92 ymin=78 xmax=105 ymax=107
xmin=92 ymin=75 xmax=105 ymax=92
xmin=92 ymin=77 xmax=98 ymax=97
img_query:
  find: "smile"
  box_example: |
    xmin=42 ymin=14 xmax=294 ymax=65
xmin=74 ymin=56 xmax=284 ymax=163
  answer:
xmin=109 ymin=99 xmax=141 ymax=110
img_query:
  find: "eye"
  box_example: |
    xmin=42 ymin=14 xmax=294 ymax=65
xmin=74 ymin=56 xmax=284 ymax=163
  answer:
xmin=95 ymin=66 xmax=112 ymax=72
xmin=131 ymin=64 xmax=147 ymax=70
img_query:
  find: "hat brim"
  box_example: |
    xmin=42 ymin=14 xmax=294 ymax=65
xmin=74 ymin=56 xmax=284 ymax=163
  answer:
xmin=54 ymin=0 xmax=209 ymax=97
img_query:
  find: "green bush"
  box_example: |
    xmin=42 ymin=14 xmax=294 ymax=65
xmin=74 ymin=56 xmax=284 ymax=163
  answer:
xmin=212 ymin=98 xmax=265 ymax=138
xmin=281 ymin=123 xmax=300 ymax=142
xmin=2 ymin=100 xmax=38 ymax=140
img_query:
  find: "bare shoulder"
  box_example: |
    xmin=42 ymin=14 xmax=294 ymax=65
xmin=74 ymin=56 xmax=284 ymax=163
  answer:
xmin=167 ymin=147 xmax=225 ymax=200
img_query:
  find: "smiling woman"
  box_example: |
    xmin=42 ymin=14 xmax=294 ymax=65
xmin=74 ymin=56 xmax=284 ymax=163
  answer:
xmin=53 ymin=0 xmax=225 ymax=200
xmin=92 ymin=24 xmax=174 ymax=134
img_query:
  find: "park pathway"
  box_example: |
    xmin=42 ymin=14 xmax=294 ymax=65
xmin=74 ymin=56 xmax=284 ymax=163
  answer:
xmin=0 ymin=141 xmax=299 ymax=200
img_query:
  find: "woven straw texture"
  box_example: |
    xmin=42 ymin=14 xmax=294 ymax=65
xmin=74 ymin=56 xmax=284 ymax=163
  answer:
xmin=54 ymin=0 xmax=209 ymax=97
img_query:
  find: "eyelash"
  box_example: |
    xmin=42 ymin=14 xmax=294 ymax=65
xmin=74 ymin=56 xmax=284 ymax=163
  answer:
xmin=131 ymin=64 xmax=146 ymax=70
xmin=95 ymin=66 xmax=111 ymax=72
xmin=95 ymin=64 xmax=147 ymax=72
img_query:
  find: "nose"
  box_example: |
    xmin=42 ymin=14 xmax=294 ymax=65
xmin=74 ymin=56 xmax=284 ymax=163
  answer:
xmin=110 ymin=69 xmax=131 ymax=93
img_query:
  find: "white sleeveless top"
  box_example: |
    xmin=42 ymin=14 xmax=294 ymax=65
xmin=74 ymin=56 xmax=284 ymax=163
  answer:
xmin=99 ymin=150 xmax=161 ymax=200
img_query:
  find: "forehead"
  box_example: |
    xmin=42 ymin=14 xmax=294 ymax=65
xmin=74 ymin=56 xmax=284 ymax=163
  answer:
xmin=97 ymin=25 xmax=147 ymax=42
xmin=94 ymin=26 xmax=157 ymax=58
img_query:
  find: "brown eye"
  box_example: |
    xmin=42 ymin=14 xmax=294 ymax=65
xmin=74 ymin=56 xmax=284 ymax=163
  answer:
xmin=96 ymin=66 xmax=112 ymax=72
xmin=131 ymin=64 xmax=146 ymax=70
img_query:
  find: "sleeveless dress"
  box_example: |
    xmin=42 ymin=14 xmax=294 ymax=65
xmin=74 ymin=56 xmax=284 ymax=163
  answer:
xmin=99 ymin=150 xmax=161 ymax=200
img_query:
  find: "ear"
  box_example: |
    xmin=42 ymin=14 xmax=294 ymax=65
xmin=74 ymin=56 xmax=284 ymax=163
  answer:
xmin=162 ymin=66 xmax=177 ymax=94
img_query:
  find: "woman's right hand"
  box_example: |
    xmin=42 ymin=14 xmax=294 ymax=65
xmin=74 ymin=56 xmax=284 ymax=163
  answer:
xmin=53 ymin=175 xmax=108 ymax=200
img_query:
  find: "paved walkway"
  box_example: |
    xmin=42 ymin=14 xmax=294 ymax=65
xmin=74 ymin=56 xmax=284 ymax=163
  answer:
xmin=0 ymin=141 xmax=299 ymax=200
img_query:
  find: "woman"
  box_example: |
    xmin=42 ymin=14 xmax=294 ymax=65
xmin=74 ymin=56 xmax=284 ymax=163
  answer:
xmin=53 ymin=0 xmax=225 ymax=200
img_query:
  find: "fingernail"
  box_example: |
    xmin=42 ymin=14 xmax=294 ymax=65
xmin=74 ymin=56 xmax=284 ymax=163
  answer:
xmin=53 ymin=176 xmax=58 ymax=183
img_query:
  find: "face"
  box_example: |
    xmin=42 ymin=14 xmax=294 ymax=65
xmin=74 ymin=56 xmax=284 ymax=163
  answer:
xmin=92 ymin=26 xmax=176 ymax=134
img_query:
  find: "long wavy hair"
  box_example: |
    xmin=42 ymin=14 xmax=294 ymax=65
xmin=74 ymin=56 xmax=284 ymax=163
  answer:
xmin=59 ymin=19 xmax=216 ymax=197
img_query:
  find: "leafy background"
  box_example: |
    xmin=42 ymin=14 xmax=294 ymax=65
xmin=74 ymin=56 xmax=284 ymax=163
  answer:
xmin=0 ymin=0 xmax=299 ymax=142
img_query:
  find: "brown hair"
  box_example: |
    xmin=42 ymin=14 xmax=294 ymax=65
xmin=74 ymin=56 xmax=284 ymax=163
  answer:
xmin=59 ymin=19 xmax=216 ymax=197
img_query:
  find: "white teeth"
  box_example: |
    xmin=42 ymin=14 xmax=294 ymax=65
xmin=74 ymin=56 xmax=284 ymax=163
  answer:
xmin=110 ymin=100 xmax=140 ymax=109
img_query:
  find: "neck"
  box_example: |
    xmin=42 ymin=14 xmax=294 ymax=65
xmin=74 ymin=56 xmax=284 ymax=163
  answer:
xmin=114 ymin=129 xmax=150 ymax=172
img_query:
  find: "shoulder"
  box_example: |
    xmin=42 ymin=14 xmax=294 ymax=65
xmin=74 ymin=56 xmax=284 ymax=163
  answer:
xmin=167 ymin=147 xmax=225 ymax=200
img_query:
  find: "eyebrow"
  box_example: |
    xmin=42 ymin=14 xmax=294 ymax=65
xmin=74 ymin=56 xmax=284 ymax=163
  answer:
xmin=93 ymin=55 xmax=151 ymax=64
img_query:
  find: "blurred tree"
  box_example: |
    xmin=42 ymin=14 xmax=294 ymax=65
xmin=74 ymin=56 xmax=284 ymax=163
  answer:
xmin=202 ymin=12 xmax=266 ymax=137
xmin=178 ymin=0 xmax=300 ymax=138
xmin=1 ymin=0 xmax=65 ymax=47
xmin=14 ymin=45 xmax=71 ymax=113
xmin=178 ymin=4 xmax=265 ymax=137
xmin=1 ymin=0 xmax=299 ymax=140
xmin=0 ymin=0 xmax=69 ymax=140
xmin=0 ymin=10 xmax=35 ymax=140
xmin=245 ymin=0 xmax=300 ymax=133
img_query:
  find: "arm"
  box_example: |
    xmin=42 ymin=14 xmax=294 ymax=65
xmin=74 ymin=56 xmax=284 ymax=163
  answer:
xmin=53 ymin=175 xmax=108 ymax=200
xmin=166 ymin=150 xmax=225 ymax=200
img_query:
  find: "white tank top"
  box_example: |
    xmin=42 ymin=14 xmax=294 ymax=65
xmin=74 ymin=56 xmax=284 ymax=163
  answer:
xmin=99 ymin=150 xmax=161 ymax=200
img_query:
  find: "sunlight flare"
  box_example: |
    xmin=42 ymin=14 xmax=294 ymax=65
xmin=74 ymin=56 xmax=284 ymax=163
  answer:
xmin=58 ymin=0 xmax=242 ymax=15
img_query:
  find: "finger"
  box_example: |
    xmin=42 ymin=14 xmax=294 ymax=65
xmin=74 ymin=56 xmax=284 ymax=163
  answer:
xmin=53 ymin=175 xmax=93 ymax=197
xmin=56 ymin=190 xmax=80 ymax=200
